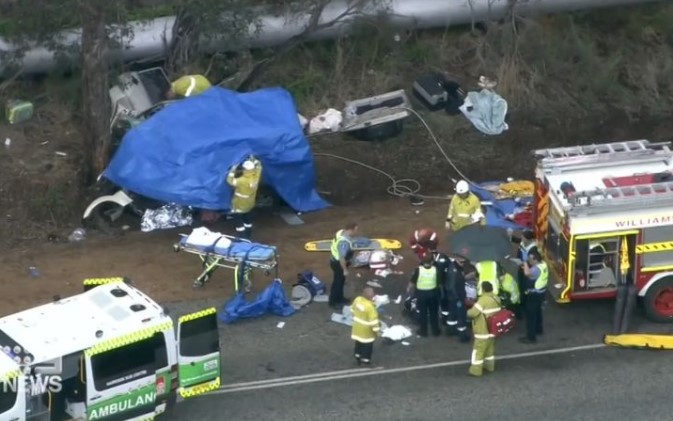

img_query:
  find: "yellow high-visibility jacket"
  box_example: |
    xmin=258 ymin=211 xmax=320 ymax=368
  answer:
xmin=500 ymin=273 xmax=520 ymax=304
xmin=467 ymin=292 xmax=501 ymax=339
xmin=447 ymin=192 xmax=485 ymax=231
xmin=476 ymin=261 xmax=500 ymax=296
xmin=170 ymin=74 xmax=212 ymax=97
xmin=226 ymin=160 xmax=263 ymax=213
xmin=351 ymin=296 xmax=380 ymax=343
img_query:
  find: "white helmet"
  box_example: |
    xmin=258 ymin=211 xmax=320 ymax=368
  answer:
xmin=242 ymin=160 xmax=255 ymax=171
xmin=455 ymin=180 xmax=469 ymax=194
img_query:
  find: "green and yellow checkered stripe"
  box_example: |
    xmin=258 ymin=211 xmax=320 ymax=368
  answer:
xmin=179 ymin=377 xmax=221 ymax=398
xmin=85 ymin=321 xmax=173 ymax=357
xmin=636 ymin=241 xmax=673 ymax=254
xmin=178 ymin=307 xmax=217 ymax=324
xmin=83 ymin=277 xmax=126 ymax=287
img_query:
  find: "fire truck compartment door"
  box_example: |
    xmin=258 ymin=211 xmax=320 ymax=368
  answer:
xmin=176 ymin=308 xmax=221 ymax=399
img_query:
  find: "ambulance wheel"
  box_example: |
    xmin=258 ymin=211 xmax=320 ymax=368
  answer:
xmin=644 ymin=277 xmax=673 ymax=322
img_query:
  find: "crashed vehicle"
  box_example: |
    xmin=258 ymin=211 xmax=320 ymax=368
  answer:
xmin=83 ymin=83 xmax=329 ymax=231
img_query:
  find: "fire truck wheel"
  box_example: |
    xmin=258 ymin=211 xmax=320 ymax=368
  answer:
xmin=644 ymin=277 xmax=673 ymax=323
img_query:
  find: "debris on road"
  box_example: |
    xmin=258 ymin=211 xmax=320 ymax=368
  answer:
xmin=67 ymin=228 xmax=86 ymax=242
xmin=141 ymin=203 xmax=193 ymax=232
xmin=381 ymin=325 xmax=413 ymax=341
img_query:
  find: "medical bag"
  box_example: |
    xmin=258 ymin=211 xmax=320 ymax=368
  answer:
xmin=487 ymin=308 xmax=516 ymax=337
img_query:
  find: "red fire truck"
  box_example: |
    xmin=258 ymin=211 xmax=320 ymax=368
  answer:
xmin=532 ymin=139 xmax=673 ymax=322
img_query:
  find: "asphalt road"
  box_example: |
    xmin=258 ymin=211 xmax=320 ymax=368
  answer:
xmin=163 ymin=286 xmax=673 ymax=421
xmin=166 ymin=346 xmax=673 ymax=420
xmin=166 ymin=282 xmax=673 ymax=385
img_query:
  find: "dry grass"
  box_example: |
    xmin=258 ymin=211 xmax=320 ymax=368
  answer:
xmin=2 ymin=3 xmax=673 ymax=240
xmin=259 ymin=3 xmax=673 ymax=124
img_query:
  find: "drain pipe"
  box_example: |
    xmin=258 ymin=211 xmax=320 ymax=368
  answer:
xmin=0 ymin=0 xmax=661 ymax=76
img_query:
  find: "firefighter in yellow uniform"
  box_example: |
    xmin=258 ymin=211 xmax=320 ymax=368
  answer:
xmin=467 ymin=281 xmax=501 ymax=377
xmin=446 ymin=180 xmax=486 ymax=232
xmin=475 ymin=260 xmax=500 ymax=296
xmin=226 ymin=156 xmax=263 ymax=239
xmin=350 ymin=287 xmax=380 ymax=365
xmin=167 ymin=74 xmax=212 ymax=98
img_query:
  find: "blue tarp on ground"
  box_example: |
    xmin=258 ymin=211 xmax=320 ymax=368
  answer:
xmin=219 ymin=280 xmax=296 ymax=324
xmin=104 ymin=87 xmax=329 ymax=212
xmin=471 ymin=182 xmax=533 ymax=231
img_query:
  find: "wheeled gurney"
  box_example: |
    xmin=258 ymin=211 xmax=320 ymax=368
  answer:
xmin=173 ymin=233 xmax=279 ymax=288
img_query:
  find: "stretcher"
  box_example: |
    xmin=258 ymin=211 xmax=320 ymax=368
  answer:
xmin=304 ymin=237 xmax=402 ymax=252
xmin=173 ymin=233 xmax=279 ymax=288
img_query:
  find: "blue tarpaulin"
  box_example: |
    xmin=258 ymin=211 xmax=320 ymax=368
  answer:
xmin=104 ymin=87 xmax=329 ymax=212
xmin=471 ymin=182 xmax=533 ymax=231
xmin=219 ymin=279 xmax=296 ymax=324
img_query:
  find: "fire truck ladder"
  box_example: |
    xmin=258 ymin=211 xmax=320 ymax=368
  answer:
xmin=533 ymin=140 xmax=673 ymax=171
xmin=567 ymin=180 xmax=673 ymax=215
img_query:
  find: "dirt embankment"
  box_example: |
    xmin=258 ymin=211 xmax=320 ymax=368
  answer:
xmin=1 ymin=3 xmax=673 ymax=246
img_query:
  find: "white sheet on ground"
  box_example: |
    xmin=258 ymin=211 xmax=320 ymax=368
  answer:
xmin=459 ymin=89 xmax=509 ymax=135
xmin=308 ymin=108 xmax=343 ymax=134
xmin=381 ymin=325 xmax=412 ymax=341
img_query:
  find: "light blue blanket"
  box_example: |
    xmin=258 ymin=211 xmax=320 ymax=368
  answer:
xmin=460 ymin=89 xmax=509 ymax=135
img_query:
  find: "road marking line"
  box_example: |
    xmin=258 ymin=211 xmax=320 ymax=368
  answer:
xmin=209 ymin=343 xmax=605 ymax=395
xmin=219 ymin=367 xmax=383 ymax=389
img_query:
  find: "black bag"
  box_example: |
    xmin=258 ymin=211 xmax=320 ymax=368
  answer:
xmin=403 ymin=294 xmax=420 ymax=323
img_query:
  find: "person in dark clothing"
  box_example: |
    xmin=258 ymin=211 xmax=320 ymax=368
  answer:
xmin=328 ymin=222 xmax=358 ymax=308
xmin=426 ymin=244 xmax=451 ymax=327
xmin=446 ymin=256 xmax=471 ymax=343
xmin=407 ymin=252 xmax=442 ymax=337
xmin=515 ymin=229 xmax=539 ymax=320
xmin=519 ymin=250 xmax=548 ymax=344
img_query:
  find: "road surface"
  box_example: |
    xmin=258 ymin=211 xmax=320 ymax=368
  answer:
xmin=163 ymin=295 xmax=673 ymax=421
xmin=167 ymin=345 xmax=673 ymax=420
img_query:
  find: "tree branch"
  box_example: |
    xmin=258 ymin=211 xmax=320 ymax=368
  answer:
xmin=237 ymin=0 xmax=378 ymax=91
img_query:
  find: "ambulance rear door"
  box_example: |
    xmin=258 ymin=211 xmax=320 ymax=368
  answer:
xmin=0 ymin=369 xmax=26 ymax=421
xmin=84 ymin=331 xmax=167 ymax=421
xmin=176 ymin=308 xmax=221 ymax=399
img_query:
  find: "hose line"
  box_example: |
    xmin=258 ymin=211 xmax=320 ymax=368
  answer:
xmin=313 ymin=106 xmax=478 ymax=200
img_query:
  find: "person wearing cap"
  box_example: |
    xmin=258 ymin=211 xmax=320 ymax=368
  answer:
xmin=515 ymin=229 xmax=538 ymax=317
xmin=407 ymin=251 xmax=442 ymax=337
xmin=446 ymin=180 xmax=485 ymax=232
xmin=226 ymin=156 xmax=263 ymax=239
xmin=166 ymin=74 xmax=212 ymax=99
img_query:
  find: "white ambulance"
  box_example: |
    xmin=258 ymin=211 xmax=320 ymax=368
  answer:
xmin=0 ymin=277 xmax=221 ymax=420
xmin=532 ymin=140 xmax=673 ymax=322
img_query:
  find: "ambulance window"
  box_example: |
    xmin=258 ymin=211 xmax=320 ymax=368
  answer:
xmin=91 ymin=332 xmax=167 ymax=390
xmin=0 ymin=388 xmax=17 ymax=413
xmin=180 ymin=315 xmax=219 ymax=357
